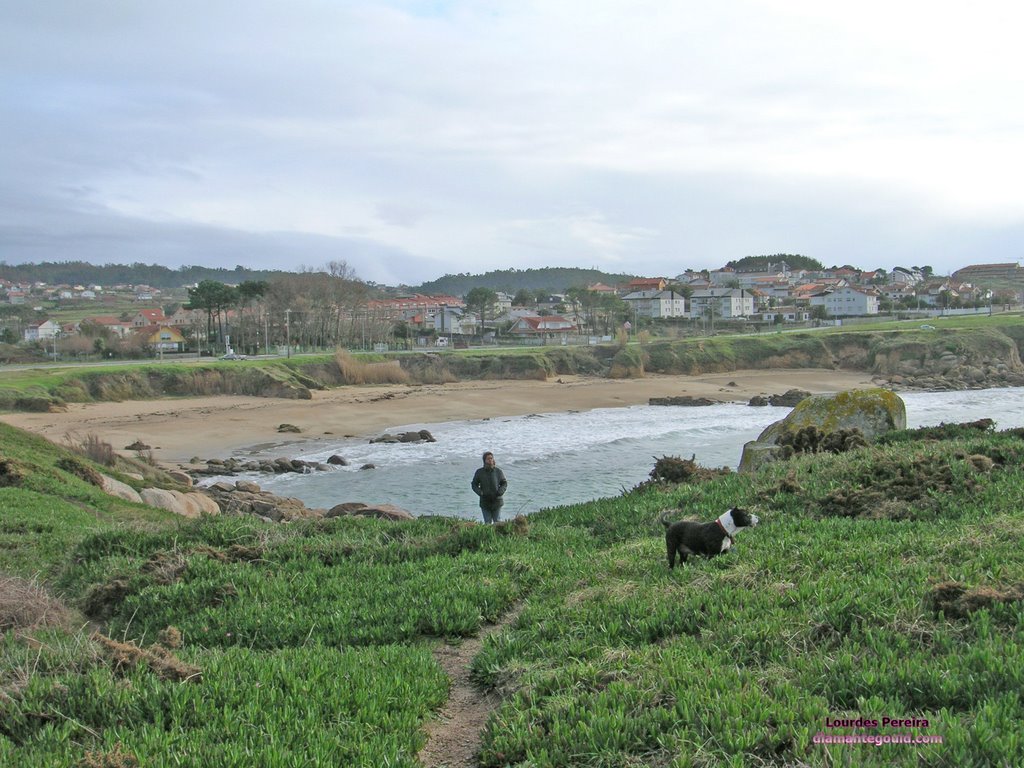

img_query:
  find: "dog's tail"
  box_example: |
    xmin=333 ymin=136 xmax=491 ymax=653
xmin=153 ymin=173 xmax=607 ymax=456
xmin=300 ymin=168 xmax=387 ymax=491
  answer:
xmin=659 ymin=511 xmax=672 ymax=528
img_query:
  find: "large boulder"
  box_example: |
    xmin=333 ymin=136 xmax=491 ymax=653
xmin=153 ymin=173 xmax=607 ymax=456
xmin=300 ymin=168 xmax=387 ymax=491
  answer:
xmin=101 ymin=475 xmax=143 ymax=504
xmin=140 ymin=488 xmax=221 ymax=518
xmin=739 ymin=388 xmax=906 ymax=472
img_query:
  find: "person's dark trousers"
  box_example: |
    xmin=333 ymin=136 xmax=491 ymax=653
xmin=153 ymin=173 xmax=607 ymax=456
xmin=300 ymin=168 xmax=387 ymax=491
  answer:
xmin=480 ymin=504 xmax=502 ymax=524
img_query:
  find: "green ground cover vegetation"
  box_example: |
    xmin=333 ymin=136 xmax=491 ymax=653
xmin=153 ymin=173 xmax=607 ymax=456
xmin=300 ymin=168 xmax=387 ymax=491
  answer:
xmin=2 ymin=414 xmax=1023 ymax=765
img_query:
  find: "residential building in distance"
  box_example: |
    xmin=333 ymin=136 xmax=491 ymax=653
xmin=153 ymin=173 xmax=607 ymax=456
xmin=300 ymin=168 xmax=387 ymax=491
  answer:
xmin=624 ymin=277 xmax=668 ymax=294
xmin=134 ymin=324 xmax=187 ymax=352
xmin=810 ymin=286 xmax=880 ymax=316
xmin=23 ymin=319 xmax=60 ymax=342
xmin=132 ymin=308 xmax=167 ymax=327
xmin=688 ymin=288 xmax=755 ymax=319
xmin=621 ymin=289 xmax=687 ymax=319
xmin=509 ymin=315 xmax=577 ymax=343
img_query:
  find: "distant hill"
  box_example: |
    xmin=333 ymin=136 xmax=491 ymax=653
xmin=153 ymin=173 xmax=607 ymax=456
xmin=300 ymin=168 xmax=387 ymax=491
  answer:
xmin=725 ymin=254 xmax=825 ymax=272
xmin=952 ymin=263 xmax=1024 ymax=297
xmin=0 ymin=261 xmax=292 ymax=289
xmin=413 ymin=267 xmax=640 ymax=296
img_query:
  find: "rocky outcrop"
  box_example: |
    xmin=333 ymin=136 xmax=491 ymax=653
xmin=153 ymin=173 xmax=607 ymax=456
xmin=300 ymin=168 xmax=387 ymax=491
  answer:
xmin=139 ymin=488 xmax=221 ymax=518
xmin=739 ymin=388 xmax=906 ymax=472
xmin=202 ymin=480 xmax=325 ymax=522
xmin=325 ymin=502 xmax=415 ymax=521
xmin=649 ymin=396 xmax=720 ymax=406
xmin=871 ymin=332 xmax=1024 ymax=390
xmin=189 ymin=456 xmax=330 ymax=477
xmin=369 ymin=429 xmax=436 ymax=444
xmin=748 ymin=389 xmax=812 ymax=407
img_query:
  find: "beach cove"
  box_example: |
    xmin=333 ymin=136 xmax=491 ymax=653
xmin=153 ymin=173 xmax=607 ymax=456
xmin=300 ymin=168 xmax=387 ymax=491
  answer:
xmin=0 ymin=369 xmax=879 ymax=466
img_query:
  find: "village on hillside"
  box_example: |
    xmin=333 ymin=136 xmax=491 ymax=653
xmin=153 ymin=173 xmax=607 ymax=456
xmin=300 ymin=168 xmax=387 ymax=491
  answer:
xmin=1 ymin=261 xmax=1022 ymax=360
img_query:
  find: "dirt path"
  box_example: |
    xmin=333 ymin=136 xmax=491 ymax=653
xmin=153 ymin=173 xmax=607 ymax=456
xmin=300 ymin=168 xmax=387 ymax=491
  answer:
xmin=418 ymin=605 xmax=523 ymax=768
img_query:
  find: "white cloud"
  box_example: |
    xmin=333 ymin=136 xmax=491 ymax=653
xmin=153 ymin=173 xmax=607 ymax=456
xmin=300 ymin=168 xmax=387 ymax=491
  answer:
xmin=1 ymin=0 xmax=1023 ymax=283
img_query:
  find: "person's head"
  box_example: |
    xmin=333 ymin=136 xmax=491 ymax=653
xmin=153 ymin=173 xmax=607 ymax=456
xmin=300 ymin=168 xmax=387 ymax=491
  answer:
xmin=482 ymin=451 xmax=495 ymax=468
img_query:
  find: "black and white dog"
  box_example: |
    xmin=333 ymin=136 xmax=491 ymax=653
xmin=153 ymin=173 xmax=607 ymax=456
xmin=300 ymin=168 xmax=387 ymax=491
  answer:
xmin=660 ymin=508 xmax=760 ymax=569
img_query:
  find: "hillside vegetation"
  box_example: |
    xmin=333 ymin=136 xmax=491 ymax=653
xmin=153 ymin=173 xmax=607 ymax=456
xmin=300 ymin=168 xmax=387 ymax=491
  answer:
xmin=3 ymin=323 xmax=1024 ymax=412
xmin=2 ymin=417 xmax=1024 ymax=765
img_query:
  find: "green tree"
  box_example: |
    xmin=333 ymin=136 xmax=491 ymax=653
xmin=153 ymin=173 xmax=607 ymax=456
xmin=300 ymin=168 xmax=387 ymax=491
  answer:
xmin=512 ymin=289 xmax=535 ymax=307
xmin=464 ymin=287 xmax=498 ymax=339
xmin=187 ymin=280 xmax=237 ymax=352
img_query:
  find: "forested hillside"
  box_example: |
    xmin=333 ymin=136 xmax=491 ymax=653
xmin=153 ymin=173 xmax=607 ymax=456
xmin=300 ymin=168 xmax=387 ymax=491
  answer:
xmin=414 ymin=266 xmax=640 ymax=295
xmin=0 ymin=261 xmax=291 ymax=289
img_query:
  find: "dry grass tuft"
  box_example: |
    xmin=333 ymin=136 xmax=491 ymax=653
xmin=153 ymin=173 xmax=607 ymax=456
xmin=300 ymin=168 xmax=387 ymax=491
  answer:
xmin=967 ymin=454 xmax=995 ymax=473
xmin=157 ymin=626 xmax=183 ymax=649
xmin=94 ymin=633 xmax=201 ymax=683
xmin=927 ymin=581 xmax=1024 ymax=619
xmin=78 ymin=742 xmax=140 ymax=768
xmin=0 ymin=455 xmax=28 ymax=487
xmin=0 ymin=573 xmax=73 ymax=631
xmin=495 ymin=514 xmax=529 ymax=537
xmin=82 ymin=578 xmax=131 ymax=621
xmin=73 ymin=433 xmax=117 ymax=467
xmin=334 ymin=349 xmax=410 ymax=385
xmin=142 ymin=550 xmax=189 ymax=585
xmin=638 ymin=455 xmax=731 ymax=489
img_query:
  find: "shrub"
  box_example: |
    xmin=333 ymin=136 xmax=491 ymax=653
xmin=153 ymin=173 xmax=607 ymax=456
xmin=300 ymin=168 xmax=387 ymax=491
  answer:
xmin=776 ymin=426 xmax=867 ymax=458
xmin=56 ymin=456 xmax=105 ymax=487
xmin=0 ymin=456 xmax=28 ymax=487
xmin=69 ymin=433 xmax=117 ymax=467
xmin=334 ymin=350 xmax=410 ymax=385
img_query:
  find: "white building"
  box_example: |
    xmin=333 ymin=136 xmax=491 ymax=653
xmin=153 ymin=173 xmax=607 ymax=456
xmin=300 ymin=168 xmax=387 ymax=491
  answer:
xmin=810 ymin=286 xmax=880 ymax=316
xmin=23 ymin=319 xmax=60 ymax=342
xmin=621 ymin=289 xmax=687 ymax=319
xmin=688 ymin=289 xmax=755 ymax=319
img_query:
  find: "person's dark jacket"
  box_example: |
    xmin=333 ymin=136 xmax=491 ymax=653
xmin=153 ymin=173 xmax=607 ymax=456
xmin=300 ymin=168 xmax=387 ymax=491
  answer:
xmin=471 ymin=466 xmax=507 ymax=510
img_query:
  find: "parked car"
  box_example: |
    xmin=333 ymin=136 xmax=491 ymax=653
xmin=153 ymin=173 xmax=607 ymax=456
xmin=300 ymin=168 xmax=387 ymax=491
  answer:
xmin=220 ymin=353 xmax=247 ymax=360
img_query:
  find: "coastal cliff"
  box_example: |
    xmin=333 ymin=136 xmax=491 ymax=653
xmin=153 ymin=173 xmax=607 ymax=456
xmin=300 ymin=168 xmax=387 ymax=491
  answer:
xmin=3 ymin=324 xmax=1024 ymax=412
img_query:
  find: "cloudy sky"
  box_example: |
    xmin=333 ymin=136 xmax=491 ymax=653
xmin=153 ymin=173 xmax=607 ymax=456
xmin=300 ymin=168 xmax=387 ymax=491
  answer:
xmin=2 ymin=1 xmax=1023 ymax=285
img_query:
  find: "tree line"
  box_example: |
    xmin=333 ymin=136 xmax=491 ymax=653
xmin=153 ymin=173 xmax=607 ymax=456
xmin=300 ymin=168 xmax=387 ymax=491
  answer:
xmin=0 ymin=261 xmax=292 ymax=290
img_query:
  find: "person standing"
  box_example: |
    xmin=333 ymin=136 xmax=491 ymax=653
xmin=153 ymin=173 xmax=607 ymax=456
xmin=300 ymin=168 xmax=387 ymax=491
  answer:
xmin=471 ymin=451 xmax=507 ymax=524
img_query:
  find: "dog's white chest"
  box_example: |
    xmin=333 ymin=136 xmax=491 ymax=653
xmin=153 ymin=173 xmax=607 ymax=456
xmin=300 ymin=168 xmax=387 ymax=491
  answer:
xmin=719 ymin=537 xmax=732 ymax=553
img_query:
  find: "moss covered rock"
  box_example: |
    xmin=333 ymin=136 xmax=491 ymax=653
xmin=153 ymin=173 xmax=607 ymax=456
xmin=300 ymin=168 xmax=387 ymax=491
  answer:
xmin=739 ymin=388 xmax=906 ymax=472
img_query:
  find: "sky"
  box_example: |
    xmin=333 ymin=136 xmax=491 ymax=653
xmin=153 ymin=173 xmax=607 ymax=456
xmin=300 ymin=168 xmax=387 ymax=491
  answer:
xmin=2 ymin=1 xmax=1023 ymax=286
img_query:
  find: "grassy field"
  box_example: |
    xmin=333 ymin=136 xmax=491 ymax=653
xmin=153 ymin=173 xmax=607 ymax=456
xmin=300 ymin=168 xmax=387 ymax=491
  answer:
xmin=2 ymin=414 xmax=1023 ymax=766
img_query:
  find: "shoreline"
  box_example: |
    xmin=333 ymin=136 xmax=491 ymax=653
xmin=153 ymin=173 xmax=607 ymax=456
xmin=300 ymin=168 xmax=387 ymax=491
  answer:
xmin=0 ymin=368 xmax=879 ymax=467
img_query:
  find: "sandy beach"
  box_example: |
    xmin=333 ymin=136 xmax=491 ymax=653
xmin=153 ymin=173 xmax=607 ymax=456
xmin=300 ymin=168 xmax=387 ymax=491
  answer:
xmin=0 ymin=369 xmax=878 ymax=467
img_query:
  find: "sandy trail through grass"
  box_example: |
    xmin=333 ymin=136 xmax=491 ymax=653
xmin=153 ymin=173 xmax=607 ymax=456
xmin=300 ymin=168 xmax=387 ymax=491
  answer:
xmin=418 ymin=604 xmax=524 ymax=768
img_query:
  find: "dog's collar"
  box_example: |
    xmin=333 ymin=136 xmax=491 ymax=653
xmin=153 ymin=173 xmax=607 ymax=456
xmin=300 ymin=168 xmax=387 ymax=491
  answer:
xmin=716 ymin=511 xmax=737 ymax=540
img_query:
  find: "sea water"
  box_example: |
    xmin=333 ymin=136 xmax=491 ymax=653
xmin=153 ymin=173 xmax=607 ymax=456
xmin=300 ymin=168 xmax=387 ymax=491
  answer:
xmin=207 ymin=387 xmax=1024 ymax=519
